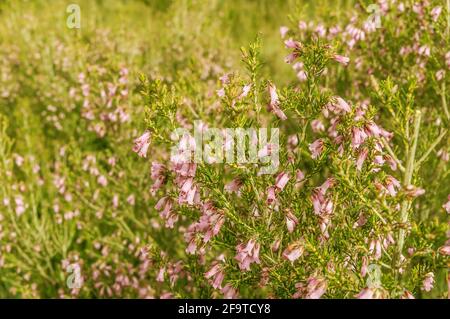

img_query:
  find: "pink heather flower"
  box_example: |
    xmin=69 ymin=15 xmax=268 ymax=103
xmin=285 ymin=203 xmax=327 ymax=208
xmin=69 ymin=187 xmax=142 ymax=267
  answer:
xmin=405 ymin=185 xmax=425 ymax=198
xmin=335 ymin=97 xmax=351 ymax=113
xmin=132 ymin=131 xmax=151 ymax=158
xmin=384 ymin=155 xmax=397 ymax=171
xmin=297 ymin=70 xmax=307 ymax=81
xmin=296 ymin=169 xmax=305 ymax=182
xmin=160 ymin=292 xmax=173 ymax=299
xmin=15 ymin=196 xmax=25 ymax=216
xmin=436 ymin=70 xmax=445 ymax=81
xmin=311 ymin=190 xmax=333 ymax=216
xmin=431 ymin=6 xmax=442 ymax=22
xmin=221 ymin=284 xmax=239 ymax=299
xmin=155 ymin=197 xmax=178 ymax=228
xmin=266 ymin=186 xmax=277 ymax=205
xmin=284 ymin=39 xmax=302 ymax=64
xmin=216 ymin=88 xmax=225 ymax=98
xmin=356 ymin=287 xmax=375 ymax=299
xmin=443 ymin=195 xmax=450 ymax=213
xmin=438 ymin=245 xmax=450 ymax=256
xmin=156 ymin=267 xmax=165 ymax=282
xmin=184 ymin=202 xmax=225 ymax=254
xmin=275 ymin=171 xmax=290 ymax=191
xmin=258 ymin=143 xmax=278 ymax=159
xmin=365 ymin=122 xmax=382 ymax=137
xmin=327 ymin=96 xmax=351 ymax=114
xmin=205 ymin=262 xmax=225 ymax=289
xmin=319 ymin=177 xmax=335 ymax=194
xmin=127 ymin=194 xmax=135 ymax=206
xmin=311 ymin=119 xmax=325 ymax=132
xmin=282 ymin=241 xmax=304 ymax=262
xmin=97 ymin=175 xmax=108 ymax=187
xmin=351 ymin=127 xmax=368 ymax=149
xmin=225 ymin=178 xmax=243 ymax=194
xmin=360 ymin=256 xmax=369 ymax=277
xmin=356 ymin=147 xmax=369 ymax=171
xmin=288 ymin=135 xmax=299 ymax=150
xmin=284 ymin=52 xmax=299 ymax=64
xmin=279 ymin=26 xmax=289 ymax=38
xmin=401 ymin=290 xmax=415 ymax=299
xmin=353 ymin=213 xmax=368 ymax=229
xmin=385 ymin=176 xmax=401 ymax=197
xmin=298 ymin=20 xmax=307 ymax=30
xmin=235 ymin=239 xmax=261 ymax=271
xmin=309 ymin=138 xmax=324 ymax=159
xmin=284 ymin=38 xmax=302 ymax=50
xmin=369 ymin=239 xmax=382 ymax=260
xmin=293 ymin=276 xmax=327 ymax=299
xmin=271 ymin=239 xmax=281 ymax=252
xmin=239 ymin=84 xmax=252 ymax=99
xmin=418 ymin=45 xmax=430 ymax=57
xmin=219 ymin=73 xmax=230 ymax=85
xmin=286 ymin=210 xmax=298 ymax=233
xmin=267 ymin=83 xmax=287 ymax=120
xmin=150 ymin=162 xmax=166 ymax=194
xmin=332 ymin=54 xmax=350 ymax=66
xmin=305 ymin=276 xmax=327 ymax=299
xmin=421 ymin=272 xmax=434 ymax=292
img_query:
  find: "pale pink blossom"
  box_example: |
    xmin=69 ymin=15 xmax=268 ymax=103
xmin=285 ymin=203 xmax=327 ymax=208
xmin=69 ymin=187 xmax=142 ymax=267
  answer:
xmin=216 ymin=88 xmax=225 ymax=98
xmin=279 ymin=26 xmax=289 ymax=38
xmin=384 ymin=175 xmax=401 ymax=197
xmin=431 ymin=6 xmax=442 ymax=22
xmin=311 ymin=119 xmax=325 ymax=132
xmin=443 ymin=195 xmax=450 ymax=213
xmin=405 ymin=185 xmax=425 ymax=198
xmin=225 ymin=178 xmax=243 ymax=194
xmin=356 ymin=148 xmax=369 ymax=171
xmin=332 ymin=54 xmax=350 ymax=66
xmin=293 ymin=276 xmax=327 ymax=299
xmin=286 ymin=210 xmax=298 ymax=233
xmin=156 ymin=267 xmax=165 ymax=282
xmin=266 ymin=186 xmax=277 ymax=205
xmin=97 ymin=175 xmax=108 ymax=187
xmin=275 ymin=171 xmax=290 ymax=191
xmin=356 ymin=287 xmax=375 ymax=299
xmin=401 ymin=290 xmax=415 ymax=299
xmin=221 ymin=284 xmax=239 ymax=299
xmin=284 ymin=38 xmax=302 ymax=50
xmin=235 ymin=239 xmax=261 ymax=271
xmin=438 ymin=245 xmax=450 ymax=256
xmin=132 ymin=131 xmax=151 ymax=158
xmin=421 ymin=272 xmax=434 ymax=292
xmin=282 ymin=241 xmax=304 ymax=262
xmin=296 ymin=169 xmax=305 ymax=182
xmin=327 ymin=96 xmax=351 ymax=114
xmin=351 ymin=127 xmax=368 ymax=149
xmin=267 ymin=83 xmax=287 ymax=120
xmin=436 ymin=70 xmax=445 ymax=81
xmin=205 ymin=262 xmax=225 ymax=289
xmin=309 ymin=139 xmax=324 ymax=159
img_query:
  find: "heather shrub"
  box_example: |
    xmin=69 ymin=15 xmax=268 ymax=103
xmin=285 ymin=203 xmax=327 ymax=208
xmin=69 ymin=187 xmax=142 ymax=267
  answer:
xmin=0 ymin=0 xmax=448 ymax=299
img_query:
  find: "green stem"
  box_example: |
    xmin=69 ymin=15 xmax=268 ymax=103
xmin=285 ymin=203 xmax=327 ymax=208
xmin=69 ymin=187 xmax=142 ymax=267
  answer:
xmin=396 ymin=110 xmax=421 ymax=269
xmin=381 ymin=138 xmax=405 ymax=172
xmin=415 ymin=129 xmax=447 ymax=169
xmin=441 ymin=82 xmax=449 ymax=121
